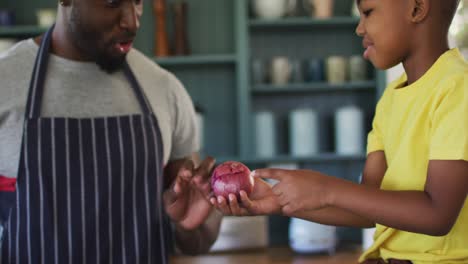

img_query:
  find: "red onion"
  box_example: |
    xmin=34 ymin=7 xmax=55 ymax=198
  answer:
xmin=211 ymin=161 xmax=254 ymax=199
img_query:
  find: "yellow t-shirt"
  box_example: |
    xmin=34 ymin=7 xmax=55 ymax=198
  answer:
xmin=360 ymin=49 xmax=468 ymax=264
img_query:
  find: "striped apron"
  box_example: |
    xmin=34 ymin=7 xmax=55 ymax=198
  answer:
xmin=0 ymin=26 xmax=170 ymax=264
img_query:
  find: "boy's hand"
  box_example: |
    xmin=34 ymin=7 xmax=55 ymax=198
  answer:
xmin=210 ymin=176 xmax=281 ymax=216
xmin=254 ymin=169 xmax=333 ymax=216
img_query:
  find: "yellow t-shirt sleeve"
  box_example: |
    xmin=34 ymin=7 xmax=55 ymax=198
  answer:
xmin=367 ymin=90 xmax=387 ymax=154
xmin=429 ymin=74 xmax=468 ymax=161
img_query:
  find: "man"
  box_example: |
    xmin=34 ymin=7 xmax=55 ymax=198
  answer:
xmin=0 ymin=0 xmax=221 ymax=263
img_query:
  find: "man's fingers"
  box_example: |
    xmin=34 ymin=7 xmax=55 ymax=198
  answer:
xmin=178 ymin=159 xmax=195 ymax=181
xmin=252 ymin=168 xmax=288 ymax=181
xmin=163 ymin=187 xmax=178 ymax=206
xmin=173 ymin=174 xmax=189 ymax=195
xmin=194 ymin=156 xmax=216 ymax=181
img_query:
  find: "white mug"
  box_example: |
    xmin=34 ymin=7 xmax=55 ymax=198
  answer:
xmin=271 ymin=56 xmax=292 ymax=85
xmin=252 ymin=0 xmax=288 ymax=19
xmin=326 ymin=56 xmax=348 ymax=84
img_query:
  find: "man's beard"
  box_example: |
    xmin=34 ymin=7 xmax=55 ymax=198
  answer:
xmin=68 ymin=8 xmax=127 ymax=73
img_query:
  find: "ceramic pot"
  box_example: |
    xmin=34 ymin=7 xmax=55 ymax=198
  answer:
xmin=252 ymin=0 xmax=288 ymax=19
xmin=303 ymin=0 xmax=334 ymax=19
xmin=254 ymin=111 xmax=277 ymax=157
xmin=334 ymin=105 xmax=364 ymax=155
xmin=270 ymin=56 xmax=292 ymax=85
xmin=289 ymin=108 xmax=319 ymax=156
xmin=326 ymin=56 xmax=347 ymax=84
xmin=349 ymin=55 xmax=368 ymax=81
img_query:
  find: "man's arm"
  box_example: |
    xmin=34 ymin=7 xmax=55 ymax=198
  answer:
xmin=164 ymin=153 xmax=222 ymax=255
xmin=174 ymin=209 xmax=222 ymax=255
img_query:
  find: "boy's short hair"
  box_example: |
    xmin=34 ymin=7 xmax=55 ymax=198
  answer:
xmin=354 ymin=0 xmax=460 ymax=30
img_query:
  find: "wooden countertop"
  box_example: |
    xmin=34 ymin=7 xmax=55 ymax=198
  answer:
xmin=171 ymin=246 xmax=362 ymax=264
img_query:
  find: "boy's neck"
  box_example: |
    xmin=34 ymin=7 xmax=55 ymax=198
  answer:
xmin=402 ymin=38 xmax=450 ymax=86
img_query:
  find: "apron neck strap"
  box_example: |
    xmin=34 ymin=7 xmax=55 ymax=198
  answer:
xmin=25 ymin=25 xmax=153 ymax=119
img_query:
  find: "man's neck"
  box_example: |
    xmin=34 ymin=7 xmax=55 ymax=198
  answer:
xmin=34 ymin=23 xmax=91 ymax=62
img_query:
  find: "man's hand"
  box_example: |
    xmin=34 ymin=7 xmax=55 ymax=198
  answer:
xmin=163 ymin=156 xmax=216 ymax=230
xmin=210 ymin=176 xmax=282 ymax=216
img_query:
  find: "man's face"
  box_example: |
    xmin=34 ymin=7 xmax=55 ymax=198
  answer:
xmin=355 ymin=0 xmax=413 ymax=70
xmin=67 ymin=0 xmax=143 ymax=73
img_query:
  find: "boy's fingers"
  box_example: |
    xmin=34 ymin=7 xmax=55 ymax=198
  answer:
xmin=228 ymin=194 xmax=243 ymax=215
xmin=210 ymin=197 xmax=217 ymax=205
xmin=271 ymin=184 xmax=283 ymax=197
xmin=216 ymin=196 xmax=232 ymax=215
xmin=239 ymin=191 xmax=256 ymax=212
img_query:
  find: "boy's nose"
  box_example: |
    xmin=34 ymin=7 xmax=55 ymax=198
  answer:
xmin=355 ymin=19 xmax=365 ymax=37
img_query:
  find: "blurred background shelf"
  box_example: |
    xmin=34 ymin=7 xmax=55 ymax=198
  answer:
xmin=154 ymin=54 xmax=237 ymax=66
xmin=249 ymin=16 xmax=360 ymax=28
xmin=252 ymin=81 xmax=376 ymax=95
xmin=0 ymin=26 xmax=47 ymax=37
xmin=218 ymin=153 xmax=366 ymax=165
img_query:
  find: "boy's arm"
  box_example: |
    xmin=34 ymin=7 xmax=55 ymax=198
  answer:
xmin=327 ymin=159 xmax=468 ymax=236
xmin=220 ymin=151 xmax=386 ymax=228
xmin=290 ymin=151 xmax=387 ymax=228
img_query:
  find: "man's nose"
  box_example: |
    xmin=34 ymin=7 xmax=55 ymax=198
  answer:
xmin=120 ymin=2 xmax=142 ymax=33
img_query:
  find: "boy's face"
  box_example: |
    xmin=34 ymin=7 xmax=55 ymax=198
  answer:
xmin=355 ymin=0 xmax=413 ymax=69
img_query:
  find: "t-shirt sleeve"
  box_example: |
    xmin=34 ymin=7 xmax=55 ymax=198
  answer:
xmin=429 ymin=74 xmax=468 ymax=161
xmin=168 ymin=76 xmax=200 ymax=160
xmin=367 ymin=89 xmax=387 ymax=155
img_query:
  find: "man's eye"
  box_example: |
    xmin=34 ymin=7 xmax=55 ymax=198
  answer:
xmin=106 ymin=0 xmax=120 ymax=7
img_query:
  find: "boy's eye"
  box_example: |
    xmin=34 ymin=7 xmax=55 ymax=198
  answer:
xmin=363 ymin=9 xmax=373 ymax=17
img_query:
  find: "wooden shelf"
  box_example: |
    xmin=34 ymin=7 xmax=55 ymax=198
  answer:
xmin=252 ymin=81 xmax=375 ymax=95
xmin=218 ymin=153 xmax=366 ymax=164
xmin=0 ymin=26 xmax=47 ymax=37
xmin=154 ymin=54 xmax=237 ymax=66
xmin=249 ymin=16 xmax=360 ymax=28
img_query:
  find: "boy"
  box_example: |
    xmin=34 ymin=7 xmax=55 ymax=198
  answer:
xmin=211 ymin=0 xmax=468 ymax=263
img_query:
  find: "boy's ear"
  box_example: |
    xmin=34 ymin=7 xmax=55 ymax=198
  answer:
xmin=411 ymin=0 xmax=430 ymax=23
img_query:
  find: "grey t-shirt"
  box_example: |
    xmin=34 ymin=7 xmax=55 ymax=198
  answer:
xmin=0 ymin=39 xmax=199 ymax=178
